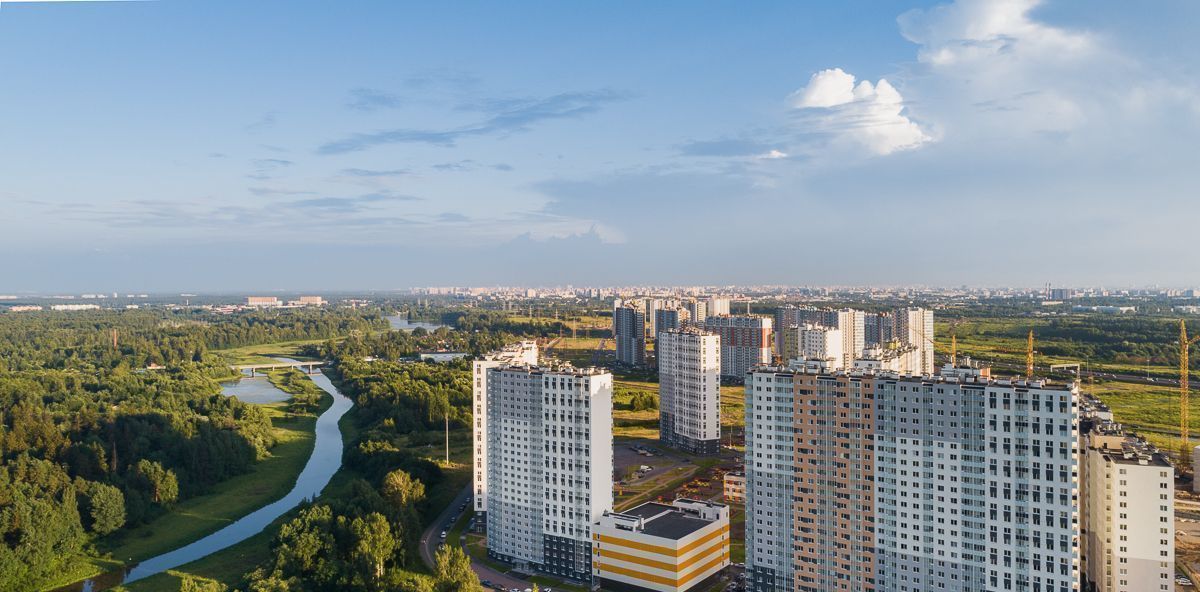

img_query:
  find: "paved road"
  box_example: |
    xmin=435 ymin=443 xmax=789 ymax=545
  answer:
xmin=418 ymin=486 xmax=532 ymax=591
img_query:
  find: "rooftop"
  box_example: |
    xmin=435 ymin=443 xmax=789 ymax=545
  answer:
xmin=748 ymin=365 xmax=1077 ymax=392
xmin=603 ymin=499 xmax=726 ymax=541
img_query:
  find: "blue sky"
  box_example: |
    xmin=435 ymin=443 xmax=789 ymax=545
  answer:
xmin=2 ymin=0 xmax=1198 ymax=292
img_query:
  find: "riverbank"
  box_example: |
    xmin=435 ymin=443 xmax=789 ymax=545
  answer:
xmin=131 ymin=374 xmax=477 ymax=590
xmin=44 ymin=374 xmax=331 ymax=592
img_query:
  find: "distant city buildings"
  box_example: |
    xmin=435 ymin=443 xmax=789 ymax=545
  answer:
xmin=657 ymin=327 xmax=721 ymax=455
xmin=703 ymin=315 xmax=772 ymax=378
xmin=244 ymin=296 xmax=325 ymax=308
xmin=245 ymin=296 xmax=280 ymax=307
xmin=50 ymin=304 xmax=100 ymax=311
xmin=614 ymin=302 xmax=647 ymax=366
xmin=592 ymin=499 xmax=730 ymax=592
xmin=484 ymin=364 xmax=613 ymax=581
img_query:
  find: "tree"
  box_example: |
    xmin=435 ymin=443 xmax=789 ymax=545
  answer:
xmin=381 ymin=469 xmax=425 ymax=508
xmin=136 ymin=459 xmax=178 ymax=504
xmin=434 ymin=545 xmax=481 ymax=592
xmin=179 ymin=575 xmax=228 ymax=592
xmin=351 ymin=512 xmax=395 ymax=581
xmin=86 ymin=482 xmax=126 ymax=535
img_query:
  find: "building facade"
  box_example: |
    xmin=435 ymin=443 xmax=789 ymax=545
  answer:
xmin=894 ymin=307 xmax=936 ymax=374
xmin=1081 ymin=423 xmax=1174 ymax=592
xmin=723 ymin=471 xmax=746 ymax=503
xmin=593 ymin=499 xmax=731 ymax=592
xmin=615 ymin=303 xmax=648 ymax=366
xmin=484 ymin=364 xmax=614 ymax=581
xmin=654 ymin=308 xmax=690 ymax=337
xmin=471 ymin=341 xmax=540 ymax=516
xmin=745 ymin=364 xmax=1081 ymax=592
xmin=704 ymin=315 xmax=773 ymax=379
xmin=657 ymin=328 xmax=721 ymax=455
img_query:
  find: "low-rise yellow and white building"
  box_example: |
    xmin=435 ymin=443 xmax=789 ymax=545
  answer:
xmin=722 ymin=471 xmax=745 ymax=503
xmin=593 ymin=499 xmax=730 ymax=592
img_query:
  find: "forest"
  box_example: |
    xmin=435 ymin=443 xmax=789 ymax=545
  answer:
xmin=0 ymin=307 xmax=387 ymax=591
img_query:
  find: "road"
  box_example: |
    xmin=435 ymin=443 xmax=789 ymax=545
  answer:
xmin=418 ymin=486 xmax=531 ymax=591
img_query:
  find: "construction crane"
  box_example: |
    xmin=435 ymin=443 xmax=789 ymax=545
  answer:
xmin=1181 ymin=320 xmax=1200 ymax=455
xmin=1026 ymin=330 xmax=1035 ymax=379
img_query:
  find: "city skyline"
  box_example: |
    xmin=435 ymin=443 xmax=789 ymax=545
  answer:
xmin=3 ymin=0 xmax=1199 ymax=291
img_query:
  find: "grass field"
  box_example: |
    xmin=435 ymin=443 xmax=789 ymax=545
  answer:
xmin=1087 ymin=380 xmax=1200 ymax=454
xmin=936 ymin=317 xmax=1181 ymax=378
xmin=547 ymin=336 xmax=611 ymax=367
xmin=214 ymin=339 xmax=326 ymax=365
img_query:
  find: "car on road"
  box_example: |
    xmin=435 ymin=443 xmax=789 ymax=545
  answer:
xmin=440 ymin=530 xmax=447 ymax=539
xmin=480 ymin=580 xmax=492 ymax=588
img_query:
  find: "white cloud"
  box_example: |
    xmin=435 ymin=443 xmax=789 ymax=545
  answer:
xmin=756 ymin=149 xmax=788 ymax=160
xmin=898 ymin=0 xmax=1093 ymax=67
xmin=790 ymin=68 xmax=931 ymax=155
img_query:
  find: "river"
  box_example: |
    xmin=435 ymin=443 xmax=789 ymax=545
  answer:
xmin=56 ymin=362 xmax=352 ymax=591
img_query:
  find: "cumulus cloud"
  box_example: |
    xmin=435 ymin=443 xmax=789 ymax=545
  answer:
xmin=790 ymin=68 xmax=931 ymax=155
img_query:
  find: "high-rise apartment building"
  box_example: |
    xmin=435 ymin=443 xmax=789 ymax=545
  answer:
xmin=708 ymin=297 xmax=732 ymax=317
xmin=657 ymin=327 xmax=721 ymax=455
xmin=472 ymin=341 xmax=540 ymax=516
xmin=614 ymin=303 xmax=647 ymax=366
xmin=484 ymin=364 xmax=614 ymax=581
xmin=833 ymin=309 xmax=866 ymax=369
xmin=684 ymin=298 xmax=709 ymax=326
xmin=704 ymin=315 xmax=773 ymax=378
xmin=646 ymin=298 xmax=666 ymax=335
xmin=895 ymin=307 xmax=936 ymax=374
xmin=654 ymin=307 xmax=690 ymax=337
xmin=1081 ymin=419 xmax=1174 ymax=592
xmin=797 ymin=324 xmax=844 ymax=369
xmin=745 ymin=363 xmax=1081 ymax=592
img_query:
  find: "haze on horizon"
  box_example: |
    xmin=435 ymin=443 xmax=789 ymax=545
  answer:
xmin=2 ymin=0 xmax=1198 ymax=293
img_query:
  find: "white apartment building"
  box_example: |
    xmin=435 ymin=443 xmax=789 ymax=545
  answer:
xmin=743 ymin=369 xmax=795 ymax=592
xmin=745 ymin=362 xmax=1082 ymax=592
xmin=834 ymin=309 xmax=866 ymax=368
xmin=708 ymin=296 xmax=731 ymax=317
xmin=472 ymin=341 xmax=540 ymax=515
xmin=1082 ymin=424 xmax=1174 ymax=592
xmin=684 ymin=298 xmax=708 ymax=325
xmin=484 ymin=364 xmax=613 ymax=582
xmin=704 ymin=315 xmax=772 ymax=378
xmin=895 ymin=307 xmax=936 ymax=374
xmin=796 ymin=323 xmax=844 ymax=369
xmin=658 ymin=328 xmax=721 ymax=455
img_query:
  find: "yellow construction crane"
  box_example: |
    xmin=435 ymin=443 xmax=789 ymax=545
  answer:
xmin=1026 ymin=330 xmax=1035 ymax=379
xmin=1181 ymin=320 xmax=1200 ymax=454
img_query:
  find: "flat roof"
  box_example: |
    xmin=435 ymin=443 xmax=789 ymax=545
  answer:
xmin=618 ymin=502 xmax=714 ymax=540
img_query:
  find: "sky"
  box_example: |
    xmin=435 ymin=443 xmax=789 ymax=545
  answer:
xmin=1 ymin=0 xmax=1199 ymax=292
